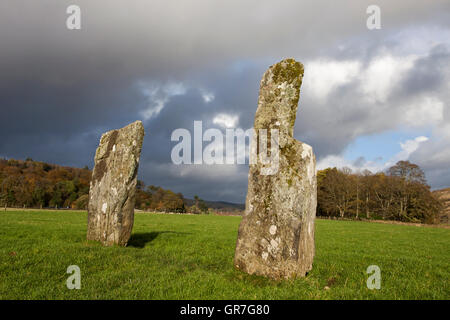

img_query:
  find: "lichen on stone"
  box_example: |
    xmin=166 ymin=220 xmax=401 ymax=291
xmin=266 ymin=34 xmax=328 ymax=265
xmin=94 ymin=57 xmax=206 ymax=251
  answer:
xmin=234 ymin=59 xmax=316 ymax=280
xmin=87 ymin=121 xmax=145 ymax=247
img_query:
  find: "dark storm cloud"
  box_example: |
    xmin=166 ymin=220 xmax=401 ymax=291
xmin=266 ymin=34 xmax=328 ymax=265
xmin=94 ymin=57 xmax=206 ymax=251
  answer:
xmin=136 ymin=66 xmax=263 ymax=201
xmin=406 ymin=46 xmax=450 ymax=189
xmin=397 ymin=44 xmax=450 ymax=97
xmin=0 ymin=75 xmax=147 ymax=164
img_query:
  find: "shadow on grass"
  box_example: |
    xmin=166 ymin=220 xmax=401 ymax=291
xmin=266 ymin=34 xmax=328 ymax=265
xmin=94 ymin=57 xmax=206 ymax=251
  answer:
xmin=128 ymin=231 xmax=191 ymax=248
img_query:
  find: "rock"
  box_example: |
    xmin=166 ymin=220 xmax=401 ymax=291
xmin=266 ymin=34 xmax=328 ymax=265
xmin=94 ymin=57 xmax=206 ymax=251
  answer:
xmin=234 ymin=59 xmax=317 ymax=279
xmin=87 ymin=121 xmax=145 ymax=246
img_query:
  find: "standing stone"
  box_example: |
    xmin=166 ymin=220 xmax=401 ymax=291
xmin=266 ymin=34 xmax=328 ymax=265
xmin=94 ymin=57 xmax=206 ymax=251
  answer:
xmin=234 ymin=59 xmax=317 ymax=279
xmin=87 ymin=121 xmax=145 ymax=246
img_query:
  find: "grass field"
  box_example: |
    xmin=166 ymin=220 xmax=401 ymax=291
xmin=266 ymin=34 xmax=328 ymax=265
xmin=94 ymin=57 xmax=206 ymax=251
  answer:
xmin=0 ymin=210 xmax=449 ymax=300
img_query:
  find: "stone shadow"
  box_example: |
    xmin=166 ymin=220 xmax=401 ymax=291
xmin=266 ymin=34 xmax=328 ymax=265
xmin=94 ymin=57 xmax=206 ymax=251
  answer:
xmin=128 ymin=231 xmax=191 ymax=248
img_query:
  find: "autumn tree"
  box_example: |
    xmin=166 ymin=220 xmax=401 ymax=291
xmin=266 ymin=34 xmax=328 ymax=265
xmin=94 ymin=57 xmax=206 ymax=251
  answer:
xmin=317 ymin=161 xmax=441 ymax=223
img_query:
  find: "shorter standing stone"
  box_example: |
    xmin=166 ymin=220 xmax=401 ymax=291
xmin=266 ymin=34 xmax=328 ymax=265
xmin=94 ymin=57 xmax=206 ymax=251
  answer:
xmin=87 ymin=121 xmax=145 ymax=246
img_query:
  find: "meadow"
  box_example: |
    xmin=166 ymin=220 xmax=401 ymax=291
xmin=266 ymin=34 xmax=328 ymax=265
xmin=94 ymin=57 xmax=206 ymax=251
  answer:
xmin=0 ymin=210 xmax=448 ymax=299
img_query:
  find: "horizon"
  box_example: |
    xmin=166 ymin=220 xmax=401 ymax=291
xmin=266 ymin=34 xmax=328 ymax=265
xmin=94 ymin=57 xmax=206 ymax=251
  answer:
xmin=1 ymin=155 xmax=445 ymax=206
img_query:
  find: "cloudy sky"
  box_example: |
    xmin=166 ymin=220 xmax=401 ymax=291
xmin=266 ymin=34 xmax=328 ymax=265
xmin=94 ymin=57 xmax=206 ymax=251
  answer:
xmin=1 ymin=0 xmax=449 ymax=203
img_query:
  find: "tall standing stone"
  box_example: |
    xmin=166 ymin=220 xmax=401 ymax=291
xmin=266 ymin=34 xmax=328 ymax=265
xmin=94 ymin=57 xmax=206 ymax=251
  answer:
xmin=87 ymin=121 xmax=145 ymax=246
xmin=234 ymin=59 xmax=317 ymax=279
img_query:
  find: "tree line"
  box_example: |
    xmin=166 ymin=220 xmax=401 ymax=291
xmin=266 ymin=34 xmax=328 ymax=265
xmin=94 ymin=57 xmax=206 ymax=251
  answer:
xmin=0 ymin=158 xmax=208 ymax=213
xmin=135 ymin=181 xmax=209 ymax=214
xmin=0 ymin=158 xmax=91 ymax=209
xmin=317 ymin=161 xmax=442 ymax=224
xmin=0 ymin=158 xmax=444 ymax=223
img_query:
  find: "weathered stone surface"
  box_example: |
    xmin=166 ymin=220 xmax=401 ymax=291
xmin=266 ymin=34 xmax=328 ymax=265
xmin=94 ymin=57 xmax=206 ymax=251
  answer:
xmin=234 ymin=59 xmax=317 ymax=279
xmin=87 ymin=121 xmax=145 ymax=246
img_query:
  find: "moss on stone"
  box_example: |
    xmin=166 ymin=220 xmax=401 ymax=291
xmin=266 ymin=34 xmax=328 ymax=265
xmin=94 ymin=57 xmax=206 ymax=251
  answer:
xmin=271 ymin=58 xmax=304 ymax=85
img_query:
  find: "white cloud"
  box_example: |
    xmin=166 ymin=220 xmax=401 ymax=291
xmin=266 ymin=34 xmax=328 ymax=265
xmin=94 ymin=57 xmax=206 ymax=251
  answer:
xmin=403 ymin=96 xmax=444 ymax=127
xmin=384 ymin=136 xmax=429 ymax=168
xmin=317 ymin=155 xmax=384 ymax=174
xmin=139 ymin=82 xmax=187 ymax=120
xmin=302 ymin=54 xmax=417 ymax=104
xmin=361 ymin=54 xmax=417 ymax=103
xmin=308 ymin=46 xmax=449 ymax=189
xmin=201 ymin=90 xmax=215 ymax=103
xmin=317 ymin=136 xmax=430 ymax=174
xmin=303 ymin=60 xmax=360 ymax=101
xmin=212 ymin=113 xmax=239 ymax=128
xmin=409 ymin=123 xmax=450 ymax=189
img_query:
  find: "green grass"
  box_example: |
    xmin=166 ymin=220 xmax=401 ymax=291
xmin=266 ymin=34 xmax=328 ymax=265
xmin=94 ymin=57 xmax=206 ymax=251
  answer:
xmin=0 ymin=210 xmax=449 ymax=299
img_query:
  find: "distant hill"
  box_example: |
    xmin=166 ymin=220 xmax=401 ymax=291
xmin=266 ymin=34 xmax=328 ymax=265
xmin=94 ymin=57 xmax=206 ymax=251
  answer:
xmin=432 ymin=188 xmax=450 ymax=224
xmin=184 ymin=198 xmax=244 ymax=212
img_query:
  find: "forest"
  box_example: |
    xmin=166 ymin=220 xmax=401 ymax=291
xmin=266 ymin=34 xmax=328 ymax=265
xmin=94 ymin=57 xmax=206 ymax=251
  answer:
xmin=0 ymin=158 xmax=443 ymax=223
xmin=0 ymin=158 xmax=193 ymax=213
xmin=317 ymin=161 xmax=442 ymax=224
